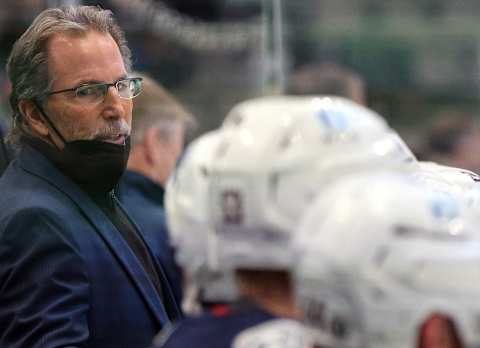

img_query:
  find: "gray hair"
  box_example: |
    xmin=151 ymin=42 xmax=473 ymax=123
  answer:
xmin=6 ymin=5 xmax=132 ymax=146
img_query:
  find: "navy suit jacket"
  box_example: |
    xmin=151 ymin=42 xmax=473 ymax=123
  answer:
xmin=118 ymin=170 xmax=183 ymax=305
xmin=0 ymin=124 xmax=11 ymax=176
xmin=0 ymin=146 xmax=181 ymax=348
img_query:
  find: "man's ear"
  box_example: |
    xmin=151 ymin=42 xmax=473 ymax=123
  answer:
xmin=417 ymin=314 xmax=465 ymax=348
xmin=143 ymin=127 xmax=162 ymax=165
xmin=18 ymin=99 xmax=49 ymax=137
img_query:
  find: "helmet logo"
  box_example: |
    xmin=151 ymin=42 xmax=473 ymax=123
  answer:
xmin=430 ymin=194 xmax=459 ymax=221
xmin=317 ymin=109 xmax=349 ymax=131
xmin=316 ymin=109 xmax=357 ymax=144
xmin=393 ymin=194 xmax=463 ymax=240
xmin=221 ymin=190 xmax=244 ymax=224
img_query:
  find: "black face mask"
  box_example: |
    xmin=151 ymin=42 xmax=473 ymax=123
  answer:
xmin=29 ymin=102 xmax=130 ymax=194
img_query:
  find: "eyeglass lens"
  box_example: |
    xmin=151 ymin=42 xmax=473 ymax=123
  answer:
xmin=116 ymin=79 xmax=142 ymax=98
xmin=75 ymin=78 xmax=142 ymax=102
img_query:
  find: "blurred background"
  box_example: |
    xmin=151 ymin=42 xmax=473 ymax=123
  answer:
xmin=1 ymin=0 xmax=480 ymax=159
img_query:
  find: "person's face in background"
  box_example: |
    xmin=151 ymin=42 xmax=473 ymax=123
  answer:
xmin=43 ymin=30 xmax=132 ymax=148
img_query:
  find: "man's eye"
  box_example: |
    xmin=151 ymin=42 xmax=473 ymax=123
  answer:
xmin=116 ymin=81 xmax=128 ymax=92
xmin=76 ymin=85 xmax=101 ymax=97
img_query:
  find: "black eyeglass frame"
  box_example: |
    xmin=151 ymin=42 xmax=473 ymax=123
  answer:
xmin=46 ymin=77 xmax=143 ymax=99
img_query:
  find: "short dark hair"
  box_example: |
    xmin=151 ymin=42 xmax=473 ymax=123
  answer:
xmin=288 ymin=62 xmax=365 ymax=105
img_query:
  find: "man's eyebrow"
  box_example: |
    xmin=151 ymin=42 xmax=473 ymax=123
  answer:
xmin=72 ymin=79 xmax=103 ymax=88
xmin=74 ymin=75 xmax=129 ymax=87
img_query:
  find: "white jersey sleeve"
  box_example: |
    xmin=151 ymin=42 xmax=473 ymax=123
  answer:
xmin=232 ymin=319 xmax=311 ymax=348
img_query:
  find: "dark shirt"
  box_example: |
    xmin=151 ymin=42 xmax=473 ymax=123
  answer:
xmin=91 ymin=191 xmax=167 ymax=303
xmin=118 ymin=170 xmax=183 ymax=305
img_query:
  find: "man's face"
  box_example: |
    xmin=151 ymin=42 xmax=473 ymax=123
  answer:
xmin=44 ymin=30 xmax=132 ymax=146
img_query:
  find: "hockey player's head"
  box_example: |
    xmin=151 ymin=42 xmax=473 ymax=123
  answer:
xmin=415 ymin=161 xmax=480 ymax=209
xmin=294 ymin=171 xmax=480 ymax=348
xmin=201 ymin=95 xmax=417 ymax=317
xmin=168 ymin=95 xmax=417 ymax=316
xmin=165 ymin=130 xmax=237 ymax=312
xmin=209 ymin=95 xmax=416 ymax=272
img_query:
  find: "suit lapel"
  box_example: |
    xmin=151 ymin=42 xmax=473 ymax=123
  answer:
xmin=18 ymin=146 xmax=171 ymax=326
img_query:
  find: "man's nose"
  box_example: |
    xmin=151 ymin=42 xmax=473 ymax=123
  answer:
xmin=102 ymin=85 xmax=126 ymax=119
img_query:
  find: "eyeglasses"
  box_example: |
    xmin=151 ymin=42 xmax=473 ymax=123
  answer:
xmin=47 ymin=77 xmax=143 ymax=104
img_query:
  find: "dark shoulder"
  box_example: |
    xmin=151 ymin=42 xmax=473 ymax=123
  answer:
xmin=0 ymin=167 xmax=84 ymax=248
xmin=155 ymin=309 xmax=275 ymax=348
xmin=0 ymin=160 xmax=76 ymax=219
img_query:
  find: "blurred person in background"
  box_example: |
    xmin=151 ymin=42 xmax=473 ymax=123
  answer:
xmin=420 ymin=110 xmax=480 ymax=174
xmin=155 ymin=95 xmax=416 ymax=348
xmin=287 ymin=62 xmax=366 ymax=105
xmin=0 ymin=6 xmax=181 ymax=348
xmin=118 ymin=72 xmax=196 ymax=305
xmin=162 ymin=129 xmax=239 ymax=318
xmin=294 ymin=170 xmax=480 ymax=348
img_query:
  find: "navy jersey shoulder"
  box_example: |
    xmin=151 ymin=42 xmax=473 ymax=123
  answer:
xmin=155 ymin=306 xmax=276 ymax=348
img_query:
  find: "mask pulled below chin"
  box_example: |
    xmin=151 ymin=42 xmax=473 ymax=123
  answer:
xmin=24 ymin=135 xmax=131 ymax=194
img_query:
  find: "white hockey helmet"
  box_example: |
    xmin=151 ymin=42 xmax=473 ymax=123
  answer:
xmin=165 ymin=130 xmax=220 ymax=273
xmin=208 ymin=95 xmax=416 ymax=271
xmin=294 ymin=171 xmax=480 ymax=348
xmin=165 ymin=130 xmax=238 ymax=308
xmin=416 ymin=161 xmax=480 ymax=208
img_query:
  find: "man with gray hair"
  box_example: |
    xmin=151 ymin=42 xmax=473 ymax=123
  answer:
xmin=119 ymin=72 xmax=195 ymax=305
xmin=0 ymin=6 xmax=181 ymax=348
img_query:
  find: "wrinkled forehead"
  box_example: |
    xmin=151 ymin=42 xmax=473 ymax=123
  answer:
xmin=46 ymin=30 xmax=126 ymax=86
